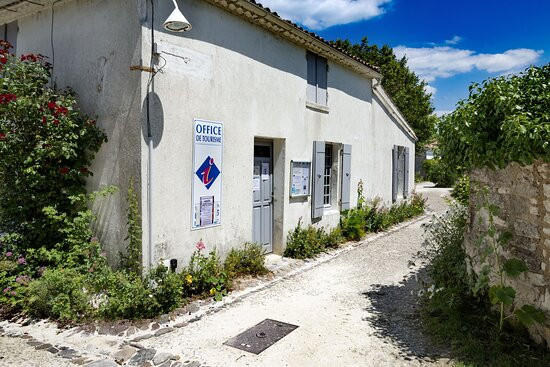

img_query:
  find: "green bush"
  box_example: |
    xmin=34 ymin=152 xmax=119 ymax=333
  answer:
xmin=422 ymin=204 xmax=475 ymax=312
xmin=438 ymin=64 xmax=550 ymax=170
xmin=340 ymin=209 xmax=366 ymax=240
xmin=94 ymin=265 xmax=183 ymax=320
xmin=451 ymin=175 xmax=470 ymax=206
xmin=283 ymin=221 xmax=327 ymax=259
xmin=25 ymin=268 xmax=90 ymax=322
xmin=423 ymin=158 xmax=458 ymax=187
xmin=341 ymin=193 xmax=426 ymax=240
xmin=24 ymin=264 xmax=184 ymax=322
xmin=0 ymin=41 xmax=106 ymax=251
xmin=224 ymin=243 xmax=268 ymax=278
xmin=322 ymin=227 xmax=345 ymax=249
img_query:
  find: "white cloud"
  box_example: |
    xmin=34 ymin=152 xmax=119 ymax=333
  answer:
xmin=445 ymin=36 xmax=462 ymax=45
xmin=394 ymin=46 xmax=543 ymax=83
xmin=257 ymin=0 xmax=392 ymax=30
xmin=424 ymin=85 xmax=437 ymax=96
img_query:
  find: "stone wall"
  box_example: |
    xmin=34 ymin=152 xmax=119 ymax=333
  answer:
xmin=465 ymin=160 xmax=550 ymax=346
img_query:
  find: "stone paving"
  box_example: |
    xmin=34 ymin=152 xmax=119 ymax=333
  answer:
xmin=0 ymin=183 xmax=451 ymax=366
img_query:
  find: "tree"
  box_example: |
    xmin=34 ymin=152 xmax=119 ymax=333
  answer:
xmin=438 ymin=64 xmax=550 ymax=170
xmin=332 ymin=38 xmax=436 ymax=149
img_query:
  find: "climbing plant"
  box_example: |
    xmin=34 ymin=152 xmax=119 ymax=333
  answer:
xmin=472 ymin=187 xmax=546 ymax=331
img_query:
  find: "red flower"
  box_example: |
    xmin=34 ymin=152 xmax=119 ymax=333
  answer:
xmin=47 ymin=101 xmax=57 ymax=110
xmin=59 ymin=167 xmax=69 ymax=175
xmin=57 ymin=106 xmax=68 ymax=115
xmin=0 ymin=56 xmax=6 ymax=65
xmin=0 ymin=94 xmax=16 ymax=104
xmin=53 ymin=119 xmax=59 ymax=125
xmin=0 ymin=133 xmax=5 ymax=140
xmin=42 ymin=116 xmax=47 ymax=125
xmin=0 ymin=40 xmax=13 ymax=50
xmin=20 ymin=54 xmax=38 ymax=62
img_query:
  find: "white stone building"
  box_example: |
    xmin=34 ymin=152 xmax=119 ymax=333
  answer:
xmin=0 ymin=0 xmax=417 ymax=269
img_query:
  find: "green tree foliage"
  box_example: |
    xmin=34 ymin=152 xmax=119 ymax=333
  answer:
xmin=0 ymin=41 xmax=106 ymax=250
xmin=438 ymin=64 xmax=550 ymax=170
xmin=331 ymin=38 xmax=436 ymax=148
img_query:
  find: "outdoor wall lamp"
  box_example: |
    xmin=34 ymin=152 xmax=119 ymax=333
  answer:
xmin=163 ymin=0 xmax=192 ymax=32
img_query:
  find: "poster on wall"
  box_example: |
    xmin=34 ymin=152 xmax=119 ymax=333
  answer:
xmin=192 ymin=119 xmax=223 ymax=230
xmin=290 ymin=161 xmax=311 ymax=197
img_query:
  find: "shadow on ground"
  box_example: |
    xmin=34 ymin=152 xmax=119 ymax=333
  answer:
xmin=362 ymin=266 xmax=450 ymax=363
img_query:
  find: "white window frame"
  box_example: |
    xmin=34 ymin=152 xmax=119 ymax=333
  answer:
xmin=323 ymin=144 xmax=333 ymax=207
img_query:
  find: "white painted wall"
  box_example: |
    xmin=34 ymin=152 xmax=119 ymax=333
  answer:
xmin=12 ymin=0 xmax=143 ymax=265
xmin=140 ymin=0 xmax=416 ymax=266
xmin=4 ymin=0 xmax=416 ymax=268
xmin=366 ymin=93 xmax=416 ymax=202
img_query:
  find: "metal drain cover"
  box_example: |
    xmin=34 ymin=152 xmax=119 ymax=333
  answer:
xmin=224 ymin=319 xmax=299 ymax=354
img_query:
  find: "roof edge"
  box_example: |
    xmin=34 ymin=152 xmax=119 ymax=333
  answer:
xmin=373 ymin=81 xmax=418 ymax=142
xmin=203 ymin=0 xmax=382 ymax=80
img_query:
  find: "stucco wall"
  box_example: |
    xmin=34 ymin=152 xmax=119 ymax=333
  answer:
xmin=466 ymin=161 xmax=550 ymax=346
xmin=139 ymin=0 xmax=416 ymax=265
xmin=3 ymin=0 xmax=416 ymax=267
xmin=369 ymin=93 xmax=416 ymax=201
xmin=14 ymin=0 xmax=143 ymax=265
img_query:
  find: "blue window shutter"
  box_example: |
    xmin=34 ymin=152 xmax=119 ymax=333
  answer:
xmin=404 ymin=147 xmax=410 ymax=198
xmin=341 ymin=144 xmax=352 ymax=210
xmin=306 ymin=52 xmax=317 ymax=103
xmin=316 ymin=56 xmax=327 ymax=106
xmin=312 ymin=141 xmax=325 ymax=219
xmin=392 ymin=145 xmax=398 ymax=202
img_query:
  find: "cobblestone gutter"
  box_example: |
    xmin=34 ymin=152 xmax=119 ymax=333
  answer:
xmin=466 ymin=160 xmax=550 ymax=346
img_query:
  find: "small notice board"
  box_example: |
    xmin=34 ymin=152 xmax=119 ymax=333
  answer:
xmin=290 ymin=161 xmax=311 ymax=198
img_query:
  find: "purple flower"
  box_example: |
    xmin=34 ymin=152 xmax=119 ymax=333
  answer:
xmin=5 ymin=251 xmax=12 ymax=257
xmin=10 ymin=291 xmax=15 ymax=296
xmin=15 ymin=275 xmax=30 ymax=285
xmin=37 ymin=266 xmax=46 ymax=276
xmin=2 ymin=287 xmax=11 ymax=294
xmin=17 ymin=257 xmax=26 ymax=265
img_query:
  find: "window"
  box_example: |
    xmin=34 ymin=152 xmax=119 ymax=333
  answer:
xmin=306 ymin=51 xmax=328 ymax=106
xmin=3 ymin=22 xmax=17 ymax=53
xmin=392 ymin=145 xmax=410 ymax=202
xmin=397 ymin=147 xmax=405 ymax=197
xmin=323 ymin=144 xmax=333 ymax=206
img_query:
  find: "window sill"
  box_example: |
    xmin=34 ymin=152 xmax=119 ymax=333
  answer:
xmin=323 ymin=208 xmax=340 ymax=216
xmin=306 ymin=101 xmax=330 ymax=114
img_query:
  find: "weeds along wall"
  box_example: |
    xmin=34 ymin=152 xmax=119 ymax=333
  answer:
xmin=465 ymin=160 xmax=550 ymax=345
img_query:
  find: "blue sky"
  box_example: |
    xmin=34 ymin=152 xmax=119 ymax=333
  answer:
xmin=259 ymin=0 xmax=550 ymax=114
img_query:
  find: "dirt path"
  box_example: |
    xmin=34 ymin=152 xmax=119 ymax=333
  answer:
xmin=139 ymin=184 xmax=453 ymax=367
xmin=0 ymin=184 xmax=452 ymax=367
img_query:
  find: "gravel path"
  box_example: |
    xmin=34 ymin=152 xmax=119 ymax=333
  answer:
xmin=140 ymin=185 xmax=453 ymax=367
xmin=0 ymin=184 xmax=452 ymax=367
xmin=0 ymin=336 xmax=77 ymax=367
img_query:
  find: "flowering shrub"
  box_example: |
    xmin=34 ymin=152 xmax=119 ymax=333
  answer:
xmin=0 ymin=40 xmax=106 ymax=250
xmin=181 ymin=241 xmax=231 ymax=301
